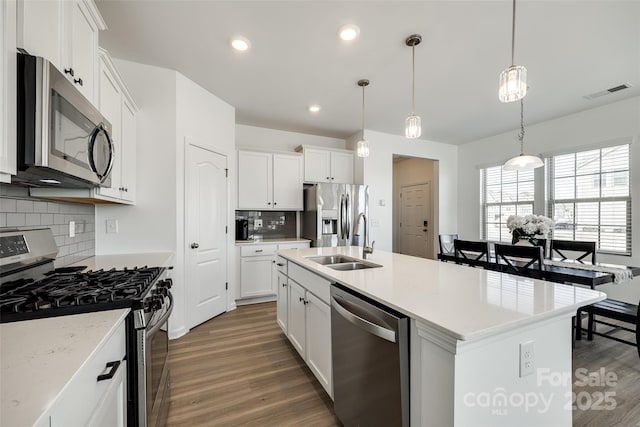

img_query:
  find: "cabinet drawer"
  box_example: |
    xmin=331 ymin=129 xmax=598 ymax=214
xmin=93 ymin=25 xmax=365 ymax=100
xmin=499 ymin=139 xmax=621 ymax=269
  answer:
xmin=276 ymin=256 xmax=288 ymax=275
xmin=278 ymin=242 xmax=310 ymax=250
xmin=50 ymin=320 xmax=126 ymax=427
xmin=240 ymin=244 xmax=278 ymax=257
xmin=288 ymin=262 xmax=331 ymax=305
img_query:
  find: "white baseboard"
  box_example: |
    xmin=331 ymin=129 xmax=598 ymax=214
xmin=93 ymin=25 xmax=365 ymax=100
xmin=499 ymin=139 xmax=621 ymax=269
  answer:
xmin=236 ymin=295 xmax=277 ymax=306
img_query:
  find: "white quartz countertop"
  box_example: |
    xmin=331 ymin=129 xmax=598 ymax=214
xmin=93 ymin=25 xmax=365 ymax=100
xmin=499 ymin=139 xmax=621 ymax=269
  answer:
xmin=70 ymin=252 xmax=174 ymax=270
xmin=235 ymin=238 xmax=311 ymax=245
xmin=278 ymin=246 xmax=606 ymax=341
xmin=0 ymin=309 xmax=129 ymax=427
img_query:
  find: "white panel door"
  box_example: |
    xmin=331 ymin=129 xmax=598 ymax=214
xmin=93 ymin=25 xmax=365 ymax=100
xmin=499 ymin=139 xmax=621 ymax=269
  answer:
xmin=287 ymin=280 xmax=306 ymax=359
xmin=305 ymin=292 xmax=332 ymax=397
xmin=276 ymin=272 xmax=288 ymax=333
xmin=240 ymin=255 xmax=275 ymax=297
xmin=120 ymin=98 xmax=136 ymax=202
xmin=303 ymin=148 xmax=331 ymax=183
xmin=186 ymin=144 xmax=228 ymax=329
xmin=273 ymin=154 xmax=303 ymax=210
xmin=399 ymin=183 xmax=431 ymax=259
xmin=238 ymin=150 xmax=272 ymax=209
xmin=16 ymin=0 xmax=63 ymax=69
xmin=330 ymin=151 xmax=354 ymax=184
xmin=65 ymin=0 xmax=97 ymax=102
xmin=85 ymin=360 xmax=126 ymax=427
xmin=0 ymin=0 xmax=17 ymax=182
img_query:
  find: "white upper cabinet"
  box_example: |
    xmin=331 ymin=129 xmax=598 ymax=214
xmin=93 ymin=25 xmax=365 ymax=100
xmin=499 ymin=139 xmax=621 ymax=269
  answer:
xmin=237 ymin=150 xmax=303 ymax=210
xmin=120 ymin=97 xmax=137 ymax=202
xmin=97 ymin=53 xmax=122 ymax=200
xmin=296 ymin=146 xmax=354 ymax=184
xmin=17 ymin=0 xmax=106 ymax=104
xmin=1 ymin=0 xmax=17 ymax=182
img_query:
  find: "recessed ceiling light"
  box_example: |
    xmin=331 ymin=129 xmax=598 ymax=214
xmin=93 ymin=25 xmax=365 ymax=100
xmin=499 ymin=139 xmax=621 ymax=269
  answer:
xmin=230 ymin=36 xmax=250 ymax=51
xmin=338 ymin=24 xmax=360 ymax=41
xmin=308 ymin=105 xmax=321 ymax=113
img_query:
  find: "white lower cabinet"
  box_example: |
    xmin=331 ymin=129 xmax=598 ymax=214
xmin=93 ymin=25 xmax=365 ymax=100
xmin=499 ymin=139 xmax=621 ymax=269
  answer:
xmin=279 ymin=260 xmax=333 ymax=398
xmin=48 ymin=318 xmax=127 ymax=426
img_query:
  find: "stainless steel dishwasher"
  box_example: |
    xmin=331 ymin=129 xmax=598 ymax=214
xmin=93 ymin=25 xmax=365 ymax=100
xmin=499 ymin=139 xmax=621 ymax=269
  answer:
xmin=330 ymin=283 xmax=409 ymax=427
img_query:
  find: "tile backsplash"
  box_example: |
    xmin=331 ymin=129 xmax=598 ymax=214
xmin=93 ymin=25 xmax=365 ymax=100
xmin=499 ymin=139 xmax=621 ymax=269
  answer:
xmin=1 ymin=184 xmax=95 ymax=267
xmin=236 ymin=211 xmax=296 ymax=240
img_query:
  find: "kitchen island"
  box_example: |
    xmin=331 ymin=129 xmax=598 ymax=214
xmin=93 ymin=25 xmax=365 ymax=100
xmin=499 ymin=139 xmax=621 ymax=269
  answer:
xmin=277 ymin=246 xmax=606 ymax=427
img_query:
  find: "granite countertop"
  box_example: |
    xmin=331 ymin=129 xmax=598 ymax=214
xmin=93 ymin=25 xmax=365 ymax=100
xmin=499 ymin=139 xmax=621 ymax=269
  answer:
xmin=235 ymin=238 xmax=311 ymax=245
xmin=277 ymin=246 xmax=606 ymax=341
xmin=0 ymin=309 xmax=130 ymax=427
xmin=69 ymin=252 xmax=174 ymax=270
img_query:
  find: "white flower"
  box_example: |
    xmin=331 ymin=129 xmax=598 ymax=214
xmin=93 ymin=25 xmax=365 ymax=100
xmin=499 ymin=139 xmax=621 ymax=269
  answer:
xmin=506 ymin=214 xmax=554 ymax=237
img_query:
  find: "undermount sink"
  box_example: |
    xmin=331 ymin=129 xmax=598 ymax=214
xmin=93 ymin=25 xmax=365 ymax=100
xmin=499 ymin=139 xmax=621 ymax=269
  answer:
xmin=306 ymin=255 xmax=359 ymax=265
xmin=327 ymin=261 xmax=382 ymax=271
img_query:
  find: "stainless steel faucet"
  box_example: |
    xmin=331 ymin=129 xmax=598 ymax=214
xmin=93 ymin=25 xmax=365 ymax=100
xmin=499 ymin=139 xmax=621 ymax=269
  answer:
xmin=354 ymin=212 xmax=375 ymax=259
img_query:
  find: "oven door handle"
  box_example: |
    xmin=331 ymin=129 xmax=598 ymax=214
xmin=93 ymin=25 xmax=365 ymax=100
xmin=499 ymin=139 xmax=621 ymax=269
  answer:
xmin=146 ymin=292 xmax=174 ymax=339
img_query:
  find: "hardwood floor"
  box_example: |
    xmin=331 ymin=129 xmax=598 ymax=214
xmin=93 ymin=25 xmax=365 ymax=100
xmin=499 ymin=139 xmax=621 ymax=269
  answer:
xmin=166 ymin=302 xmax=340 ymax=426
xmin=167 ymin=302 xmax=639 ymax=427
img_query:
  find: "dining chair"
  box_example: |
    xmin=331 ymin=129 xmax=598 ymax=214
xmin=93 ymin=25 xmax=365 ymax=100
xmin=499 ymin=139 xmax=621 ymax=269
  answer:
xmin=454 ymin=239 xmax=491 ymax=268
xmin=550 ymin=239 xmax=596 ymax=264
xmin=494 ymin=244 xmax=545 ymax=279
xmin=438 ymin=234 xmax=458 ymax=257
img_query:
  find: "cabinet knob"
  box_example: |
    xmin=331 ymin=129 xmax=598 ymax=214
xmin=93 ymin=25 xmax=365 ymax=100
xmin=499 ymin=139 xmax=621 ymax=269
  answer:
xmin=64 ymin=68 xmax=74 ymax=77
xmin=282 ymin=282 xmax=287 ymax=287
xmin=74 ymin=78 xmax=83 ymax=86
xmin=124 ymin=188 xmax=128 ymax=192
xmin=274 ymin=202 xmax=277 ymax=206
xmin=326 ymin=176 xmax=330 ymax=180
xmin=303 ymin=299 xmax=309 ymax=305
xmin=272 ymin=260 xmax=276 ymax=263
xmin=267 ymin=202 xmax=271 ymax=205
xmin=331 ymin=177 xmax=334 ymax=180
xmin=299 ymin=297 xmax=304 ymax=302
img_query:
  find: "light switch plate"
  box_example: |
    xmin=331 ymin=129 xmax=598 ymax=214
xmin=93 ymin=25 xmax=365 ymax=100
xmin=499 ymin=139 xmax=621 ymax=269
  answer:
xmin=106 ymin=219 xmax=118 ymax=234
xmin=254 ymin=219 xmax=263 ymax=228
xmin=519 ymin=341 xmax=535 ymax=377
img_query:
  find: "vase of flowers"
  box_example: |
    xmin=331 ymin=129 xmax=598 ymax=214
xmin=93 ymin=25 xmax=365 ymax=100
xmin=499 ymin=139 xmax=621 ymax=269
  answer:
xmin=506 ymin=214 xmax=554 ymax=245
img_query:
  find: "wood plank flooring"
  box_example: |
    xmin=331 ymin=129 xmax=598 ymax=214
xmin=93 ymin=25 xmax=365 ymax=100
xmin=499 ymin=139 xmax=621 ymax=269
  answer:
xmin=167 ymin=302 xmax=640 ymax=427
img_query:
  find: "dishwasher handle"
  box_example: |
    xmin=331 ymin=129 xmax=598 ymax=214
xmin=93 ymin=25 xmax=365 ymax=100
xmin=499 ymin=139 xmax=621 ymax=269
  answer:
xmin=331 ymin=296 xmax=396 ymax=343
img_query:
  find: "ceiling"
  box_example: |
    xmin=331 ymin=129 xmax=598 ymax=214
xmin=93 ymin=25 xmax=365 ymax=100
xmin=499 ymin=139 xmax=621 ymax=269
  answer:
xmin=95 ymin=1 xmax=640 ymax=145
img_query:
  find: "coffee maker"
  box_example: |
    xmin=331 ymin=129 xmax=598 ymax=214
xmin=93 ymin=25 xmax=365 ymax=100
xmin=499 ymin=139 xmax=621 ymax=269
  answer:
xmin=235 ymin=219 xmax=249 ymax=240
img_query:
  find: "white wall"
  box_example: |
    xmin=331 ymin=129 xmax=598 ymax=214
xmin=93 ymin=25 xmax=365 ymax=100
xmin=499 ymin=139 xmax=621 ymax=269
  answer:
xmin=350 ymin=130 xmax=458 ymax=253
xmin=176 ymin=73 xmax=236 ymax=335
xmin=458 ymin=96 xmax=640 ymax=302
xmin=236 ymin=124 xmax=345 ymax=152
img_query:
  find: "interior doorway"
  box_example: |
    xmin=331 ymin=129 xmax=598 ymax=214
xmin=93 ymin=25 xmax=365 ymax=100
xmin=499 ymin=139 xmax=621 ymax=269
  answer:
xmin=392 ymin=156 xmax=438 ymax=259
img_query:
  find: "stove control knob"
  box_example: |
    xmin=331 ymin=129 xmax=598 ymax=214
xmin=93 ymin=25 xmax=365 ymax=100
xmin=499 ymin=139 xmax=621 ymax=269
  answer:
xmin=159 ymin=279 xmax=172 ymax=289
xmin=154 ymin=287 xmax=168 ymax=297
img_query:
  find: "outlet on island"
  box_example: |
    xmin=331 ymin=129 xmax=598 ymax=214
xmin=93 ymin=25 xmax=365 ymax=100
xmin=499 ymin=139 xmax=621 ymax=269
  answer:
xmin=106 ymin=219 xmax=119 ymax=234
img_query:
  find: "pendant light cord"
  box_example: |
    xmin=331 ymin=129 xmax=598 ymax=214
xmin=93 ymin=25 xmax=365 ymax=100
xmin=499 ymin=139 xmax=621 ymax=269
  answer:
xmin=518 ymin=98 xmax=525 ymax=154
xmin=511 ymin=0 xmax=516 ymax=66
xmin=361 ymin=84 xmax=366 ymax=137
xmin=411 ymin=44 xmax=416 ymax=115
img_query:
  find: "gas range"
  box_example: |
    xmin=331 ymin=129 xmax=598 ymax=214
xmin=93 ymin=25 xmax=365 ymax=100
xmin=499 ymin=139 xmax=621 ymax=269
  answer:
xmin=0 ymin=265 xmax=170 ymax=323
xmin=0 ymin=228 xmax=172 ymax=427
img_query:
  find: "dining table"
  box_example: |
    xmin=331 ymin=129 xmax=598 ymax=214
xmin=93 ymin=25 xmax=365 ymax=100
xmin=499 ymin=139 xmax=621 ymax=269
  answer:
xmin=437 ymin=251 xmax=640 ymax=289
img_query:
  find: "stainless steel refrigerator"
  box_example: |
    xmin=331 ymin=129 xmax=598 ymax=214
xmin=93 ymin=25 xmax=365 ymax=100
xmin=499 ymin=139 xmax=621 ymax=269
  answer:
xmin=301 ymin=183 xmax=369 ymax=247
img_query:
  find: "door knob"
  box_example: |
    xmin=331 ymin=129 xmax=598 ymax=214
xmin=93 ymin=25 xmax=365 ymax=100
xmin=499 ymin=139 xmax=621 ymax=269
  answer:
xmin=190 ymin=243 xmax=200 ymax=249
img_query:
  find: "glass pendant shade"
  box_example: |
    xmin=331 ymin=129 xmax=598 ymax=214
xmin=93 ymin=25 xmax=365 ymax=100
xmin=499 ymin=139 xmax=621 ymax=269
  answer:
xmin=503 ymin=153 xmax=543 ymax=171
xmin=499 ymin=65 xmax=527 ymax=102
xmin=356 ymin=139 xmax=369 ymax=158
xmin=405 ymin=115 xmax=421 ymax=139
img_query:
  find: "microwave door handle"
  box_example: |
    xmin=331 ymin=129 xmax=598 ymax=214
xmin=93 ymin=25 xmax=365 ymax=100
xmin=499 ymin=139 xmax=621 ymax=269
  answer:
xmin=346 ymin=193 xmax=351 ymax=240
xmin=338 ymin=195 xmax=343 ymax=240
xmin=102 ymin=131 xmax=115 ymax=184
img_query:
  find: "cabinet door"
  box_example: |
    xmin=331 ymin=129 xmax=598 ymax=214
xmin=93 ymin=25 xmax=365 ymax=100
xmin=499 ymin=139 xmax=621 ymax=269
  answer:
xmin=330 ymin=151 xmax=354 ymax=184
xmin=85 ymin=360 xmax=127 ymax=427
xmin=240 ymin=256 xmax=276 ymax=298
xmin=97 ymin=57 xmax=122 ymax=199
xmin=65 ymin=0 xmax=98 ymax=102
xmin=276 ymin=272 xmax=288 ymax=333
xmin=273 ymin=154 xmax=303 ymax=210
xmin=306 ymin=292 xmax=332 ymax=397
xmin=303 ymin=148 xmax=331 ymax=183
xmin=238 ymin=151 xmax=273 ymax=209
xmin=287 ymin=280 xmax=306 ymax=359
xmin=120 ymin=97 xmax=137 ymax=202
xmin=0 ymin=0 xmax=17 ymax=182
xmin=16 ymin=0 xmax=63 ymax=70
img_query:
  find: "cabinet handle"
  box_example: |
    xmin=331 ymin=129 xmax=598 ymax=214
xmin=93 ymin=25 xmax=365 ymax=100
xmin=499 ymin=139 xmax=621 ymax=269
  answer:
xmin=64 ymin=68 xmax=74 ymax=77
xmin=97 ymin=360 xmax=121 ymax=381
xmin=303 ymin=299 xmax=309 ymax=305
xmin=276 ymin=263 xmax=285 ymax=266
xmin=255 ymin=249 xmax=263 ymax=253
xmin=74 ymin=77 xmax=83 ymax=86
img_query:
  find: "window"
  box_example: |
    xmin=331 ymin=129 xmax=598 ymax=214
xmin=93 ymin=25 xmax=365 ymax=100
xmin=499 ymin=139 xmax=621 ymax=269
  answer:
xmin=547 ymin=144 xmax=631 ymax=255
xmin=481 ymin=166 xmax=535 ymax=242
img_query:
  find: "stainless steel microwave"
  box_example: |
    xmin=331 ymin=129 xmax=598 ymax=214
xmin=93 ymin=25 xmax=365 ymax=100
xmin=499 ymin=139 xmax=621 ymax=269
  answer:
xmin=14 ymin=53 xmax=114 ymax=188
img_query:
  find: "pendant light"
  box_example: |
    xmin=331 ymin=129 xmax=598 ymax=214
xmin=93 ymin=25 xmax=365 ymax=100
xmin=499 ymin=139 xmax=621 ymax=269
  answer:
xmin=356 ymin=79 xmax=370 ymax=158
xmin=503 ymin=99 xmax=543 ymax=171
xmin=405 ymin=34 xmax=422 ymax=139
xmin=498 ymin=0 xmax=527 ymax=102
